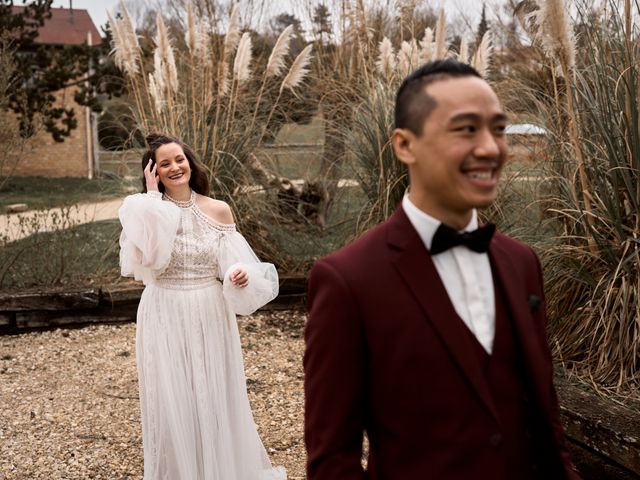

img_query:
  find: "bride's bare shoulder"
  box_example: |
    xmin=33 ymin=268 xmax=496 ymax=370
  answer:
xmin=196 ymin=195 xmax=234 ymax=225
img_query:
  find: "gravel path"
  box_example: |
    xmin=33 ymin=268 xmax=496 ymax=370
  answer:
xmin=0 ymin=311 xmax=306 ymax=479
xmin=0 ymin=199 xmax=123 ymax=243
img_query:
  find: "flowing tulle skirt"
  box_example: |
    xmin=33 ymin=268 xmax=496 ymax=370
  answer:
xmin=136 ymin=283 xmax=286 ymax=480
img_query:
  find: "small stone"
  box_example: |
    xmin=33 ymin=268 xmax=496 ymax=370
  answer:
xmin=5 ymin=203 xmax=28 ymax=214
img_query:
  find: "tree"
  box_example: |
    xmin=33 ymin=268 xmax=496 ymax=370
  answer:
xmin=476 ymin=3 xmax=489 ymax=47
xmin=270 ymin=13 xmax=305 ymax=51
xmin=312 ymin=4 xmax=332 ymax=44
xmin=0 ymin=35 xmax=27 ymax=185
xmin=0 ymin=1 xmax=122 ymax=142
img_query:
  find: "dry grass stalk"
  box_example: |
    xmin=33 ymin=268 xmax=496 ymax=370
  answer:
xmin=458 ymin=38 xmax=469 ymax=64
xmin=435 ymin=9 xmax=447 ymax=59
xmin=533 ymin=0 xmax=593 ymax=247
xmin=355 ymin=0 xmax=372 ymax=44
xmin=397 ymin=0 xmax=419 ymax=41
xmin=185 ymin=0 xmax=196 ymax=54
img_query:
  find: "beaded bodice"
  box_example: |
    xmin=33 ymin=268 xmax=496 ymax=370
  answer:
xmin=155 ymin=191 xmax=236 ymax=290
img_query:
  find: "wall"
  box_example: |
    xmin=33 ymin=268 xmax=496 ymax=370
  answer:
xmin=6 ymin=85 xmax=92 ymax=178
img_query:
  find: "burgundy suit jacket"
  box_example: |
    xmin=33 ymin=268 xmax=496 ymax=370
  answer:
xmin=304 ymin=207 xmax=579 ymax=479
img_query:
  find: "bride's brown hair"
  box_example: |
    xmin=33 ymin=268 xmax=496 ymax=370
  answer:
xmin=141 ymin=133 xmax=211 ymax=196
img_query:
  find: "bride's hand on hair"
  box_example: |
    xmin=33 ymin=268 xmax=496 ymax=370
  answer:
xmin=144 ymin=159 xmax=160 ymax=192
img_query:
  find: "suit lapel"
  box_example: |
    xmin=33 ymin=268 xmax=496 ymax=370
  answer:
xmin=386 ymin=208 xmax=501 ymax=424
xmin=489 ymin=238 xmax=549 ymax=406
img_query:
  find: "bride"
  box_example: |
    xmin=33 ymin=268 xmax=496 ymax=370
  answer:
xmin=118 ymin=133 xmax=286 ymax=479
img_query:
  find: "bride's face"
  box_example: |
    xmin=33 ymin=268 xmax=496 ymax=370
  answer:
xmin=155 ymin=142 xmax=192 ymax=190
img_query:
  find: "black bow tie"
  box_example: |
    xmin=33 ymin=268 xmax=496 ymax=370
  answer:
xmin=430 ymin=223 xmax=495 ymax=255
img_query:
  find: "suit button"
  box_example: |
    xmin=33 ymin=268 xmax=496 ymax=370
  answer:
xmin=489 ymin=433 xmax=502 ymax=447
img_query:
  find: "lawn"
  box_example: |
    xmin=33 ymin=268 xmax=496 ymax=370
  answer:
xmin=0 ymin=176 xmax=137 ymax=211
xmin=0 ymin=219 xmax=122 ymax=290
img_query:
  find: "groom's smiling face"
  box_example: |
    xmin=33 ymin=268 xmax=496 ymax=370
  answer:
xmin=393 ymin=75 xmax=509 ymax=229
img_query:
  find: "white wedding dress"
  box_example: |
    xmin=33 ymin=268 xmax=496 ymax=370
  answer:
xmin=118 ymin=190 xmax=286 ymax=480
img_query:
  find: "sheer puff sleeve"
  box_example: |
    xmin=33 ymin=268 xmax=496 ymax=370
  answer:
xmin=118 ymin=192 xmax=181 ymax=284
xmin=219 ymin=230 xmax=279 ymax=316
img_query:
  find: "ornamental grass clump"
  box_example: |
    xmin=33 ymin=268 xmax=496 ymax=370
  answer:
xmin=524 ymin=0 xmax=640 ymax=393
xmin=347 ymin=6 xmax=494 ymax=232
xmin=108 ymin=1 xmax=313 ymax=268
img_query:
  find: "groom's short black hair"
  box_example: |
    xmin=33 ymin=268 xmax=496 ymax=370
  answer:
xmin=395 ymin=59 xmax=482 ymax=136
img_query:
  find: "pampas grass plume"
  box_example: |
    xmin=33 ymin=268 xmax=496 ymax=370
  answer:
xmin=155 ymin=13 xmax=178 ymax=93
xmin=532 ymin=0 xmax=576 ymax=71
xmin=398 ymin=40 xmax=419 ymax=77
xmin=218 ymin=63 xmax=230 ymax=97
xmin=108 ymin=4 xmax=139 ymax=77
xmin=266 ymin=25 xmax=293 ymax=78
xmin=118 ymin=0 xmax=139 ymax=50
xmin=420 ymin=27 xmax=435 ymax=63
xmin=376 ymin=37 xmax=396 ymax=79
xmin=224 ymin=4 xmax=241 ymax=57
xmin=195 ymin=21 xmax=210 ymax=60
xmin=148 ymin=72 xmax=164 ymax=114
xmin=107 ymin=11 xmax=126 ymax=71
xmin=281 ymin=44 xmax=313 ymax=92
xmin=471 ymin=31 xmax=492 ymax=76
xmin=233 ymin=32 xmax=252 ymax=83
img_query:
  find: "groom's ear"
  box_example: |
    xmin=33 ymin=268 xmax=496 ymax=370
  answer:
xmin=392 ymin=128 xmax=417 ymax=166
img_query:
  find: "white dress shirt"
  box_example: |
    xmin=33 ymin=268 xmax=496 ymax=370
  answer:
xmin=402 ymin=195 xmax=496 ymax=353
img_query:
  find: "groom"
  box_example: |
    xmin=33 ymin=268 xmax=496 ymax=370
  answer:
xmin=304 ymin=59 xmax=580 ymax=479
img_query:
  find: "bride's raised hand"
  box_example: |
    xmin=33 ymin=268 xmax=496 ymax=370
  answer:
xmin=144 ymin=159 xmax=160 ymax=192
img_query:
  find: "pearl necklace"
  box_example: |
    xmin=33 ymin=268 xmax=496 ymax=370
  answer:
xmin=163 ymin=190 xmax=195 ymax=208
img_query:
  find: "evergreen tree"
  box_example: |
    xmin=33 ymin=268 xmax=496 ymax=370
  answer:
xmin=312 ymin=4 xmax=332 ymax=43
xmin=270 ymin=12 xmax=305 ymax=51
xmin=0 ymin=1 xmax=122 ymax=142
xmin=476 ymin=3 xmax=489 ymax=46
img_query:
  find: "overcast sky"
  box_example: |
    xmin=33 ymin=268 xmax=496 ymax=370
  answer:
xmin=57 ymin=0 xmax=506 ymax=37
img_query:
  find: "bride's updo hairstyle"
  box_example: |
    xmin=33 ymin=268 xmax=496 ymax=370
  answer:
xmin=141 ymin=133 xmax=211 ymax=196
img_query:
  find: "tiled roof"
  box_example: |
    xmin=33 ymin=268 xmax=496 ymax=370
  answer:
xmin=11 ymin=5 xmax=102 ymax=46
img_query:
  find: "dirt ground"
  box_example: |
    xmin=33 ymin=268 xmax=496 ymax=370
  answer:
xmin=0 ymin=310 xmax=306 ymax=480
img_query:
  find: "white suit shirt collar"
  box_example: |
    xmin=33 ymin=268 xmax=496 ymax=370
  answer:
xmin=401 ymin=194 xmax=478 ymax=250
